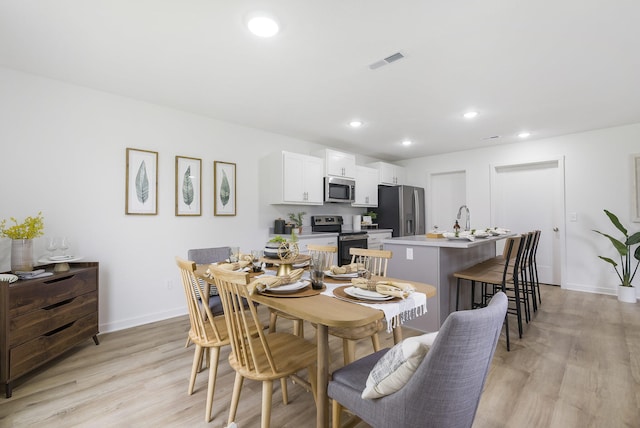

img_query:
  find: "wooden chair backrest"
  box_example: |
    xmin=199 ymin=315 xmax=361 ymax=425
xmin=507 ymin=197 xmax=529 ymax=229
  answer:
xmin=175 ymin=256 xmax=225 ymax=344
xmin=211 ymin=267 xmax=277 ymax=377
xmin=349 ymin=247 xmax=393 ymax=276
xmin=307 ymin=244 xmax=337 ymax=270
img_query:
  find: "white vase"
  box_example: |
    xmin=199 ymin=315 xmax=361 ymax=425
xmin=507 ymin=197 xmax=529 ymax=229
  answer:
xmin=617 ymin=285 xmax=637 ymax=303
xmin=11 ymin=239 xmax=34 ymax=273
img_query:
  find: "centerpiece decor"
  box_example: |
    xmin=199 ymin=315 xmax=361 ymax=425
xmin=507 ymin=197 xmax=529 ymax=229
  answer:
xmin=1 ymin=212 xmax=45 ymax=273
xmin=593 ymin=209 xmax=640 ymax=303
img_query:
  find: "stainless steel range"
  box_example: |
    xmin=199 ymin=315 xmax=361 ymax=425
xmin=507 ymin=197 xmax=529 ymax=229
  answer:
xmin=311 ymin=215 xmax=368 ymax=265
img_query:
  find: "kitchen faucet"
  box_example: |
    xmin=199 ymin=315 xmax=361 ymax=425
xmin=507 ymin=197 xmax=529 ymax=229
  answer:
xmin=457 ymin=205 xmax=470 ymax=231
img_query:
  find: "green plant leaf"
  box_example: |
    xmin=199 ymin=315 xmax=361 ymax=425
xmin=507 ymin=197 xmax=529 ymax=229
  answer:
xmin=135 ymin=160 xmax=149 ymax=204
xmin=593 ymin=230 xmax=627 ymax=256
xmin=182 ymin=166 xmax=194 ymax=208
xmin=220 ymin=170 xmax=230 ymax=207
xmin=597 ymin=256 xmax=618 ymax=267
xmin=626 ymin=231 xmax=640 ymax=246
xmin=604 ymin=209 xmax=627 ymax=237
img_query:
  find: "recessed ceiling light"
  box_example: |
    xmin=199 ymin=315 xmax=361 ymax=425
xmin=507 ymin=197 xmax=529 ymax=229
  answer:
xmin=401 ymin=140 xmax=412 ymax=146
xmin=349 ymin=120 xmax=363 ymax=128
xmin=518 ymin=131 xmax=531 ymax=138
xmin=463 ymin=111 xmax=479 ymax=119
xmin=247 ymin=15 xmax=280 ymax=38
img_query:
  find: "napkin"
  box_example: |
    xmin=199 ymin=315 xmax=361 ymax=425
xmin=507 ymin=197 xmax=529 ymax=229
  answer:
xmin=351 ymin=278 xmax=415 ymax=299
xmin=238 ymin=253 xmax=254 ymax=263
xmin=249 ymin=268 xmax=304 ymax=295
xmin=216 ymin=261 xmax=250 ymax=271
xmin=330 ymin=263 xmax=364 ymax=275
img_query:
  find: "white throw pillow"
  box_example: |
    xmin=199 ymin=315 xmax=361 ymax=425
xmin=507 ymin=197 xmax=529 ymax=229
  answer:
xmin=361 ymin=332 xmax=437 ymax=399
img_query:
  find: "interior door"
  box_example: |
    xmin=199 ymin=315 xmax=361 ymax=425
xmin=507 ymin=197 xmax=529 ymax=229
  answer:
xmin=491 ymin=159 xmax=564 ymax=286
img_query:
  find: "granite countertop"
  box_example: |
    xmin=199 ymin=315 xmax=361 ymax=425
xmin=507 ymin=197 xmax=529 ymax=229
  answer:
xmin=382 ymin=233 xmax=512 ymax=248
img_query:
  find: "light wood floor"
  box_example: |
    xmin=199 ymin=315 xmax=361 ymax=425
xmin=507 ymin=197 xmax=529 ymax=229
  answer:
xmin=1 ymin=285 xmax=638 ymax=427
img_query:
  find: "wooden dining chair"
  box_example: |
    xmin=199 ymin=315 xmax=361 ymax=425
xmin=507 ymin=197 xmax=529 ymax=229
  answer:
xmin=268 ymin=244 xmax=337 ymax=337
xmin=211 ymin=266 xmax=318 ymax=428
xmin=323 ymin=247 xmax=393 ymax=365
xmin=350 ymin=247 xmax=392 ymax=276
xmin=175 ymin=256 xmax=234 ymax=422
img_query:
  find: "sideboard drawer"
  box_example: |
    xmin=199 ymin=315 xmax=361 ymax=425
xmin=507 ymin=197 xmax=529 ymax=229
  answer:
xmin=9 ymin=268 xmax=97 ymax=317
xmin=9 ymin=312 xmax=98 ymax=380
xmin=9 ymin=291 xmax=98 ymax=347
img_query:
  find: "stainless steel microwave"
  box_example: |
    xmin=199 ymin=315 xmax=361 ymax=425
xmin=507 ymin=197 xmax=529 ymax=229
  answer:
xmin=324 ymin=176 xmax=355 ymax=203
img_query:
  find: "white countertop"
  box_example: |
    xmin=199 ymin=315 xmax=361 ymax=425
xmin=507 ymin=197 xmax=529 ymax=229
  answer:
xmin=382 ymin=234 xmax=511 ymax=248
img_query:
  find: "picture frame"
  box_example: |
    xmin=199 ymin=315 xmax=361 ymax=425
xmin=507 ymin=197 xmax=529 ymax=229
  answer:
xmin=632 ymin=153 xmax=640 ymax=222
xmin=175 ymin=156 xmax=202 ymax=216
xmin=125 ymin=148 xmax=158 ymax=215
xmin=214 ymin=161 xmax=236 ymax=216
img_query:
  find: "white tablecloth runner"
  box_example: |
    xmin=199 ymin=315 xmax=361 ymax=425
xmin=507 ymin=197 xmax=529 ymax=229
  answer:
xmin=321 ymin=281 xmax=427 ymax=333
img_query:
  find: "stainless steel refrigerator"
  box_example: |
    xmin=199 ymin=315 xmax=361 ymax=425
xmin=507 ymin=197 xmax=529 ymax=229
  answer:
xmin=377 ymin=185 xmax=426 ymax=237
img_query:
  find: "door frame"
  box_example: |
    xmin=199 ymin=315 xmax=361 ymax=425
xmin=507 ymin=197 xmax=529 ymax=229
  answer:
xmin=489 ymin=156 xmax=566 ymax=288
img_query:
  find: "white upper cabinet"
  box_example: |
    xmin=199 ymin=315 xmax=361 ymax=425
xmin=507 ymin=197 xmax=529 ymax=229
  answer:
xmin=316 ymin=148 xmax=356 ymax=178
xmin=352 ymin=165 xmax=378 ymax=207
xmin=369 ymin=161 xmax=405 ymax=185
xmin=265 ymin=151 xmax=324 ymax=205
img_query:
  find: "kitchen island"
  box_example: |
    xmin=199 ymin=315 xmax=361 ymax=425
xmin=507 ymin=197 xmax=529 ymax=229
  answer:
xmin=382 ymin=234 xmax=510 ymax=332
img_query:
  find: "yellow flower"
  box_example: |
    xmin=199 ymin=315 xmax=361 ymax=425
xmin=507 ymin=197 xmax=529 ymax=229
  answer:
xmin=0 ymin=212 xmax=45 ymax=239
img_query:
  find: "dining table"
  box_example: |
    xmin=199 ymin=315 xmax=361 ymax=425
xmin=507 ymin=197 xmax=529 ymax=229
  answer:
xmin=197 ymin=264 xmax=436 ymax=428
xmin=254 ymin=272 xmax=435 ymax=428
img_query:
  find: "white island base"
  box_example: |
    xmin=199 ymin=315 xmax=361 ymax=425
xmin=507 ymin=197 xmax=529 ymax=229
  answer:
xmin=383 ymin=235 xmax=508 ymax=333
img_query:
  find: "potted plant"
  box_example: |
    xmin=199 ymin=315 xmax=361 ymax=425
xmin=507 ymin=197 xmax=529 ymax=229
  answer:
xmin=287 ymin=211 xmax=306 ymax=234
xmin=0 ymin=212 xmax=45 ymax=272
xmin=593 ymin=209 xmax=640 ymax=303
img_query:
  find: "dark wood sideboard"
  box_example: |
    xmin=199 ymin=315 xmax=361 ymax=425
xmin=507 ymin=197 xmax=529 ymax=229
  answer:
xmin=0 ymin=262 xmax=99 ymax=398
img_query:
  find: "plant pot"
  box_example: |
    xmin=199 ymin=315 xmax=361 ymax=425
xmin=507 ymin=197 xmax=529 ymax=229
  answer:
xmin=11 ymin=239 xmax=34 ymax=273
xmin=617 ymin=285 xmax=637 ymax=303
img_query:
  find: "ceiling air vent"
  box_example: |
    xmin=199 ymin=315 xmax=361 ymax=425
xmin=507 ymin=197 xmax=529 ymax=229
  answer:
xmin=369 ymin=52 xmax=405 ymax=70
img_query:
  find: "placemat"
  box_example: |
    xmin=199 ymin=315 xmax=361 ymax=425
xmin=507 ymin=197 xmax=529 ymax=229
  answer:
xmin=260 ymin=284 xmax=325 ymax=298
xmin=332 ymin=285 xmax=401 ymax=304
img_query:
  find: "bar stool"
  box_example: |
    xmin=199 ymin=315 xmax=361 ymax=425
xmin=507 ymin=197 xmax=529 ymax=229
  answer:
xmin=453 ymin=236 xmax=524 ymax=350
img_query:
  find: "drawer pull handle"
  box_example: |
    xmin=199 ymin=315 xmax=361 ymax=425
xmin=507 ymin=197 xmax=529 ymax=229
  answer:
xmin=43 ymin=298 xmax=75 ymax=310
xmin=44 ymin=275 xmax=75 ymax=284
xmin=44 ymin=321 xmax=74 ymax=336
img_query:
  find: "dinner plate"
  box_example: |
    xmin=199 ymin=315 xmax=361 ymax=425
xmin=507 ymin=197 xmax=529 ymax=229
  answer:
xmin=324 ymin=271 xmax=358 ymax=279
xmin=344 ymin=286 xmax=393 ymax=301
xmin=293 ymin=261 xmax=310 ymax=268
xmin=50 ymin=255 xmax=74 ymax=261
xmin=267 ymin=280 xmax=310 ymax=293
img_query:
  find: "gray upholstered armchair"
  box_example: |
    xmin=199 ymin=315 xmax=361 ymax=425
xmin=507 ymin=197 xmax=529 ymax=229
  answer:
xmin=328 ymin=292 xmax=508 ymax=428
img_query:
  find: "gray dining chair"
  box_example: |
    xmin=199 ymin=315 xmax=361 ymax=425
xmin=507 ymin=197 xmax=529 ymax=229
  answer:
xmin=187 ymin=246 xmax=231 ymax=316
xmin=328 ymin=292 xmax=508 ymax=428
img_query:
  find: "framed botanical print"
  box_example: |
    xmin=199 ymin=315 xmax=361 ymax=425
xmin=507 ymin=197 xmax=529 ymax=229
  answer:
xmin=175 ymin=156 xmax=202 ymax=216
xmin=214 ymin=161 xmax=236 ymax=216
xmin=125 ymin=148 xmax=158 ymax=215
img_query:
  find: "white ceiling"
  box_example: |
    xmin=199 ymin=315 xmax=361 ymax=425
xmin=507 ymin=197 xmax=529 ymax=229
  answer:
xmin=2 ymin=1 xmax=640 ymax=161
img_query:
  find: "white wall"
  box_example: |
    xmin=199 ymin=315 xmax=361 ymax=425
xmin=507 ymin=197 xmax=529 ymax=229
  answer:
xmin=0 ymin=67 xmax=365 ymax=332
xmin=2 ymin=67 xmax=638 ymax=334
xmin=400 ymin=125 xmax=640 ymax=297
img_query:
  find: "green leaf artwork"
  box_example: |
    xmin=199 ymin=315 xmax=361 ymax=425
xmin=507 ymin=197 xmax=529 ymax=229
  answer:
xmin=182 ymin=165 xmax=194 ymax=208
xmin=220 ymin=169 xmax=230 ymax=207
xmin=135 ymin=160 xmax=149 ymax=204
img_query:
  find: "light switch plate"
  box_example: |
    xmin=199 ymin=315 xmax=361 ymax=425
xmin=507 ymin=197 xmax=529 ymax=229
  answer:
xmin=569 ymin=212 xmax=577 ymax=222
xmin=406 ymin=248 xmax=413 ymax=260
